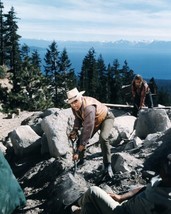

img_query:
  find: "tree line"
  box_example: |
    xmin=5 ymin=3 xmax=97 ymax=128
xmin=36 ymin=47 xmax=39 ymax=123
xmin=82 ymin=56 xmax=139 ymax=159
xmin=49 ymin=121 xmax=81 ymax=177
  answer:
xmin=0 ymin=1 xmax=170 ymax=113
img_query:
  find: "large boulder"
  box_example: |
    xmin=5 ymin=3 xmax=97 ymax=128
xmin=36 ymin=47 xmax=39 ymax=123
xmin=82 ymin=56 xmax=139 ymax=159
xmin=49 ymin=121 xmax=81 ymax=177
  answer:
xmin=10 ymin=125 xmax=41 ymax=156
xmin=110 ymin=115 xmax=136 ymax=146
xmin=135 ymin=108 xmax=171 ymax=139
xmin=21 ymin=111 xmax=44 ymax=136
xmin=41 ymin=108 xmax=74 ymax=158
xmin=44 ymin=172 xmax=88 ymax=214
xmin=143 ymin=128 xmax=171 ymax=173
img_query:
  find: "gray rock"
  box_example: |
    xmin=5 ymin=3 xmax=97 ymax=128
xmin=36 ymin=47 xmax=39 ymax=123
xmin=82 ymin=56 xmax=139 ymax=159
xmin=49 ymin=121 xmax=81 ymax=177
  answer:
xmin=135 ymin=108 xmax=171 ymax=139
xmin=112 ymin=152 xmax=143 ymax=173
xmin=143 ymin=128 xmax=171 ymax=173
xmin=41 ymin=108 xmax=73 ymax=158
xmin=10 ymin=125 xmax=41 ymax=156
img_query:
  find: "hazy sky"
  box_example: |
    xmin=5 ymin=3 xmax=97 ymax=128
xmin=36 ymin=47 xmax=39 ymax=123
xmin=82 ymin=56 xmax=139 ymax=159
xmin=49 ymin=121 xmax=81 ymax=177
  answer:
xmin=3 ymin=0 xmax=171 ymax=42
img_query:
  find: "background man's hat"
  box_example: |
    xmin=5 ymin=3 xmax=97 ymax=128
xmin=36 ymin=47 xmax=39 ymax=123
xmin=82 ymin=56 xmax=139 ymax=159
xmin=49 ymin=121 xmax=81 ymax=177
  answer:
xmin=65 ymin=88 xmax=85 ymax=104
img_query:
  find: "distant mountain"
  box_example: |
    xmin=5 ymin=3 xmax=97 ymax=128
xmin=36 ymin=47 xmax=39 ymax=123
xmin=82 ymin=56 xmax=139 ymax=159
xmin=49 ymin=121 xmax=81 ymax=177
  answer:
xmin=20 ymin=38 xmax=171 ymax=80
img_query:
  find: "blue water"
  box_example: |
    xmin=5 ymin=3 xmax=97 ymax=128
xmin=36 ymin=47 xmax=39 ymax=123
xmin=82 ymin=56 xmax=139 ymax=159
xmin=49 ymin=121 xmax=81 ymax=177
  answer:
xmin=29 ymin=39 xmax=171 ymax=80
xmin=68 ymin=50 xmax=171 ymax=80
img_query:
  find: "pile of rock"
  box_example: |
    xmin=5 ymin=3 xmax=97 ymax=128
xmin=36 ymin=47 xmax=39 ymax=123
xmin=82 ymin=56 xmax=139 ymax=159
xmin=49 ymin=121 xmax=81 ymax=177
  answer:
xmin=1 ymin=107 xmax=171 ymax=214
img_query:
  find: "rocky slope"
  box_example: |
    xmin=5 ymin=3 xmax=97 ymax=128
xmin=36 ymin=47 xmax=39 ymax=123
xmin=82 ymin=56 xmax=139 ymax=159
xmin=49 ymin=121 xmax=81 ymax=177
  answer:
xmin=0 ymin=108 xmax=171 ymax=214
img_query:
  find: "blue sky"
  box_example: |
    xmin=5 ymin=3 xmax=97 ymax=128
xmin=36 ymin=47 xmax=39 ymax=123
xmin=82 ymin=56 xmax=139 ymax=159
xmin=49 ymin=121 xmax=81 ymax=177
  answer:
xmin=3 ymin=0 xmax=171 ymax=42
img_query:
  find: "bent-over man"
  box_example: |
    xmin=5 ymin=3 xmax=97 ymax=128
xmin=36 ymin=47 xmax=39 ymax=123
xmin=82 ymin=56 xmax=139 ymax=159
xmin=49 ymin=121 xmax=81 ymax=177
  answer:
xmin=65 ymin=87 xmax=115 ymax=178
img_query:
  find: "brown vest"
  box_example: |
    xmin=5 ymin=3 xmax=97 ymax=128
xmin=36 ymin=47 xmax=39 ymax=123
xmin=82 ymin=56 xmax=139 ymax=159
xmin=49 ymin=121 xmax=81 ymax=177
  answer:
xmin=74 ymin=96 xmax=108 ymax=129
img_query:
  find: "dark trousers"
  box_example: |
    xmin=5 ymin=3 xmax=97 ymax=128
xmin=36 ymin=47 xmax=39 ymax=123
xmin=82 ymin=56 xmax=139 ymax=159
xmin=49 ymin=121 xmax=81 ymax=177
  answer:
xmin=132 ymin=93 xmax=153 ymax=117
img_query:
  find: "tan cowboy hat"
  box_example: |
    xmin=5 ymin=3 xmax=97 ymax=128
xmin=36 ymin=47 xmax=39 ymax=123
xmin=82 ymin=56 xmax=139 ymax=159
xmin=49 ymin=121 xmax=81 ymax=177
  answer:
xmin=65 ymin=88 xmax=85 ymax=104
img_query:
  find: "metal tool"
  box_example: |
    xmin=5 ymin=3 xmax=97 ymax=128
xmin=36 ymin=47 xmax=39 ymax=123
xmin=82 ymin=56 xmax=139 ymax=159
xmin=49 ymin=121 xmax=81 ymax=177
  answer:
xmin=70 ymin=138 xmax=78 ymax=176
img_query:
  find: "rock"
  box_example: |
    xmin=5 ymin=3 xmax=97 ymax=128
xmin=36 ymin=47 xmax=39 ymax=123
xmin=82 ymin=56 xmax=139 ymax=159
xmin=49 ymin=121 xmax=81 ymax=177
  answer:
xmin=21 ymin=111 xmax=44 ymax=136
xmin=42 ymin=107 xmax=61 ymax=117
xmin=143 ymin=128 xmax=171 ymax=173
xmin=114 ymin=115 xmax=136 ymax=138
xmin=1 ymin=107 xmax=171 ymax=214
xmin=0 ymin=141 xmax=7 ymax=154
xmin=110 ymin=115 xmax=136 ymax=146
xmin=41 ymin=108 xmax=73 ymax=158
xmin=135 ymin=108 xmax=171 ymax=139
xmin=10 ymin=125 xmax=41 ymax=156
xmin=111 ymin=152 xmax=143 ymax=173
xmin=40 ymin=133 xmax=49 ymax=155
xmin=44 ymin=172 xmax=88 ymax=213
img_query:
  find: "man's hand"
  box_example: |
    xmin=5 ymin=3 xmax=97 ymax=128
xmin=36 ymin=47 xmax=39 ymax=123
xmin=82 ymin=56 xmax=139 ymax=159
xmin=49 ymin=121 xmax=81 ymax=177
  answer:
xmin=72 ymin=145 xmax=85 ymax=161
xmin=69 ymin=130 xmax=78 ymax=140
xmin=108 ymin=186 xmax=144 ymax=204
xmin=73 ymin=153 xmax=79 ymax=161
xmin=108 ymin=193 xmax=123 ymax=203
xmin=139 ymin=104 xmax=145 ymax=109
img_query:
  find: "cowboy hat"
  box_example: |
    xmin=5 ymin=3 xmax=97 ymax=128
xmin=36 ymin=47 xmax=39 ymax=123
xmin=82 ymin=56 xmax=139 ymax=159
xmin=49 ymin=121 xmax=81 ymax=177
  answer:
xmin=65 ymin=88 xmax=85 ymax=104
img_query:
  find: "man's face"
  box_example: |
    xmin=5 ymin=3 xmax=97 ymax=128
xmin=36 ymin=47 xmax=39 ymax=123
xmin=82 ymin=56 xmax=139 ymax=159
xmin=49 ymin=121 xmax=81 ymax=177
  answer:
xmin=70 ymin=97 xmax=82 ymax=111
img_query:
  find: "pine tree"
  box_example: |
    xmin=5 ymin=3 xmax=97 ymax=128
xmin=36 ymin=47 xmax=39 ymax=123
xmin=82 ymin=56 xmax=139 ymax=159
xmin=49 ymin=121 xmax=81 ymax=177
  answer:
xmin=31 ymin=49 xmax=41 ymax=70
xmin=0 ymin=6 xmax=23 ymax=111
xmin=6 ymin=44 xmax=29 ymax=110
xmin=106 ymin=63 xmax=113 ymax=103
xmin=79 ymin=47 xmax=98 ymax=97
xmin=31 ymin=49 xmax=53 ymax=109
xmin=44 ymin=41 xmax=60 ymax=107
xmin=3 ymin=6 xmax=21 ymax=93
xmin=0 ymin=0 xmax=5 ymax=66
xmin=121 ymin=60 xmax=134 ymax=84
xmin=20 ymin=44 xmax=52 ymax=110
xmin=58 ymin=48 xmax=77 ymax=107
xmin=158 ymin=88 xmax=171 ymax=106
xmin=44 ymin=42 xmax=78 ymax=108
xmin=5 ymin=43 xmax=51 ymax=111
xmin=96 ymin=54 xmax=107 ymax=102
xmin=119 ymin=60 xmax=134 ymax=104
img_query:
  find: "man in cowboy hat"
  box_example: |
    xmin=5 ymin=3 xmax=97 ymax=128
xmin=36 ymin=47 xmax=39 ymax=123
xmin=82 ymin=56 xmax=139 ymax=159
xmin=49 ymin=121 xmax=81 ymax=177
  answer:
xmin=65 ymin=87 xmax=115 ymax=178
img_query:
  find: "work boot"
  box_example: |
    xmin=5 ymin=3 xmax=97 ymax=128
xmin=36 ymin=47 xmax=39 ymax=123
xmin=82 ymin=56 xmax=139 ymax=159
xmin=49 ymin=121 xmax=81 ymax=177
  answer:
xmin=71 ymin=205 xmax=81 ymax=214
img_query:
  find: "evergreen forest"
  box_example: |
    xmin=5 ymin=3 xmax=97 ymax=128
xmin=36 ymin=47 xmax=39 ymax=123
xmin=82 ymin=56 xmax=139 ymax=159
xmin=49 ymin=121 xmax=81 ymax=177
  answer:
xmin=0 ymin=1 xmax=170 ymax=113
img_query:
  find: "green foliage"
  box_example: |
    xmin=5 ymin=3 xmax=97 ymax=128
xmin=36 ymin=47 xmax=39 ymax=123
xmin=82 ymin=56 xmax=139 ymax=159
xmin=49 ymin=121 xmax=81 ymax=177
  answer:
xmin=44 ymin=42 xmax=77 ymax=108
xmin=0 ymin=65 xmax=6 ymax=78
xmin=3 ymin=7 xmax=21 ymax=69
xmin=158 ymin=88 xmax=171 ymax=106
xmin=96 ymin=54 xmax=107 ymax=102
xmin=0 ymin=84 xmax=8 ymax=104
xmin=1 ymin=0 xmax=170 ymax=112
xmin=78 ymin=51 xmax=135 ymax=104
xmin=44 ymin=41 xmax=60 ymax=107
xmin=79 ymin=48 xmax=98 ymax=97
xmin=0 ymin=1 xmax=5 ymax=66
